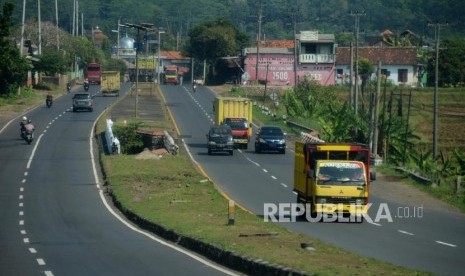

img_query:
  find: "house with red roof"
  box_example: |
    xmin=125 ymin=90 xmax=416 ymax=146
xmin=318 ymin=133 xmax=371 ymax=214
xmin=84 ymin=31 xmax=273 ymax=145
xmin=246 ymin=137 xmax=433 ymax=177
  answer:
xmin=335 ymin=46 xmax=419 ymax=87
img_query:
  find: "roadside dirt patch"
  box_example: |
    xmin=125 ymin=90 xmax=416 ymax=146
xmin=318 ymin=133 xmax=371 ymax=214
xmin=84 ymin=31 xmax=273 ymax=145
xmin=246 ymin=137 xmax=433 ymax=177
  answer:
xmin=372 ymin=172 xmax=461 ymax=213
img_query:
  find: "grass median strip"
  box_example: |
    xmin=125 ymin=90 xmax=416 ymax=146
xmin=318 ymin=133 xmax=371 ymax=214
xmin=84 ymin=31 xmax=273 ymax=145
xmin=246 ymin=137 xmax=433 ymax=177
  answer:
xmin=96 ymin=93 xmax=429 ymax=275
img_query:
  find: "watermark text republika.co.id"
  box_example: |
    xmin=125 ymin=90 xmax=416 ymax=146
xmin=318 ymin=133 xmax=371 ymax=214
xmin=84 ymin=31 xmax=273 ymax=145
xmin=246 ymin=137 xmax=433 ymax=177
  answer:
xmin=263 ymin=203 xmax=424 ymax=223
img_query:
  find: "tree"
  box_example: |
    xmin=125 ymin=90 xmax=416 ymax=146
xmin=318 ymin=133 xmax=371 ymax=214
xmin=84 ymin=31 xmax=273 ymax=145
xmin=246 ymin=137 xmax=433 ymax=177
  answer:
xmin=184 ymin=18 xmax=249 ymax=63
xmin=357 ymin=58 xmax=374 ymax=97
xmin=34 ymin=47 xmax=69 ymax=76
xmin=431 ymin=38 xmax=465 ymax=86
xmin=0 ymin=2 xmax=30 ymax=95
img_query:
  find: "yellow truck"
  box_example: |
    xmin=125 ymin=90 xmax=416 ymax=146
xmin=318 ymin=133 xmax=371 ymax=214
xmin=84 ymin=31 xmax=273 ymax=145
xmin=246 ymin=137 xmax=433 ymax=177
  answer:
xmin=100 ymin=71 xmax=120 ymax=96
xmin=213 ymin=96 xmax=252 ymax=149
xmin=294 ymin=138 xmax=373 ymax=221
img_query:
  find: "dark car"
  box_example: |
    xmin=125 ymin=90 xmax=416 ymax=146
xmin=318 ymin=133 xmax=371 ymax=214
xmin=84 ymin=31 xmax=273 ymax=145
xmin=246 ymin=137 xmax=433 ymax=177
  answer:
xmin=206 ymin=125 xmax=234 ymax=155
xmin=72 ymin=93 xmax=93 ymax=112
xmin=254 ymin=125 xmax=286 ymax=154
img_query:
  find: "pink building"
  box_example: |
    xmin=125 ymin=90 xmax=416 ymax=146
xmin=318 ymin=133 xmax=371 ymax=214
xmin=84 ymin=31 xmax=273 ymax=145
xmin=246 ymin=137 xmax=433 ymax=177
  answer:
xmin=243 ymin=31 xmax=336 ymax=86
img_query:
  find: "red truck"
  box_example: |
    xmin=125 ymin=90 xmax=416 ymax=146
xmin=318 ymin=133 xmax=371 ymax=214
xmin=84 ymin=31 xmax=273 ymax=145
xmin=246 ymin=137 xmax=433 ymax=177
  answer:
xmin=85 ymin=63 xmax=101 ymax=85
xmin=162 ymin=65 xmax=179 ymax=85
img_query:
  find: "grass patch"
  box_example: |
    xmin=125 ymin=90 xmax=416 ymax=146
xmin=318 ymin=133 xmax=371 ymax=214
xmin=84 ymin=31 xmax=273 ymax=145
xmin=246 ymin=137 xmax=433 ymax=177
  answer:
xmin=96 ymin=90 xmax=429 ymax=275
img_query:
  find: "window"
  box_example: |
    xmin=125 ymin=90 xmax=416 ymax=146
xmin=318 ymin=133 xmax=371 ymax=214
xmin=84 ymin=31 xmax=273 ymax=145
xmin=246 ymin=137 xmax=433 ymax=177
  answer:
xmin=398 ymin=69 xmax=408 ymax=83
xmin=381 ymin=69 xmax=390 ymax=77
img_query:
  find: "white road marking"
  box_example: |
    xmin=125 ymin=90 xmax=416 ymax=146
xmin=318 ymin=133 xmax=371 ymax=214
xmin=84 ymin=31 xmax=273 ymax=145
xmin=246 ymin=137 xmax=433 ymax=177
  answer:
xmin=368 ymin=221 xmax=382 ymax=226
xmin=43 ymin=130 xmax=47 ymax=133
xmin=281 ymin=183 xmax=288 ymax=188
xmin=45 ymin=271 xmax=54 ymax=276
xmin=19 ymin=220 xmax=24 ymax=225
xmin=22 ymin=179 xmax=26 ymax=183
xmin=37 ymin=258 xmax=46 ymax=265
xmin=398 ymin=230 xmax=414 ymax=236
xmin=245 ymin=157 xmax=260 ymax=166
xmin=263 ymin=169 xmax=268 ymax=173
xmin=19 ymin=195 xmax=23 ymax=199
xmin=292 ymin=191 xmax=298 ymax=195
xmin=436 ymin=241 xmax=457 ymax=247
xmin=271 ymin=176 xmax=277 ymax=180
xmin=23 ymin=238 xmax=29 ymax=243
xmin=19 ymin=203 xmax=23 ymax=207
xmin=19 ymin=211 xmax=24 ymax=216
xmin=29 ymin=248 xmax=37 ymax=253
xmin=20 ymin=230 xmax=26 ymax=235
xmin=26 ymin=133 xmax=45 ymax=169
xmin=20 ymin=187 xmax=24 ymax=192
xmin=24 ymin=172 xmax=28 ymax=176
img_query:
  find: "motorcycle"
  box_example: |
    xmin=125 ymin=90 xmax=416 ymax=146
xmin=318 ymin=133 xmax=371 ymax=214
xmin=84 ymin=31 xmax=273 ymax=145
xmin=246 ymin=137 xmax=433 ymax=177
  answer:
xmin=84 ymin=83 xmax=89 ymax=91
xmin=192 ymin=83 xmax=197 ymax=93
xmin=46 ymin=98 xmax=53 ymax=108
xmin=67 ymin=83 xmax=71 ymax=93
xmin=24 ymin=131 xmax=34 ymax=144
xmin=20 ymin=128 xmax=34 ymax=144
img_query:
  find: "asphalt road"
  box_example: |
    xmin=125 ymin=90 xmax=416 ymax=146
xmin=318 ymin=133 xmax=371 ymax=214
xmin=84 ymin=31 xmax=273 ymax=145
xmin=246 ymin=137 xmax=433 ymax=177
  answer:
xmin=161 ymin=83 xmax=465 ymax=276
xmin=0 ymin=84 xmax=234 ymax=276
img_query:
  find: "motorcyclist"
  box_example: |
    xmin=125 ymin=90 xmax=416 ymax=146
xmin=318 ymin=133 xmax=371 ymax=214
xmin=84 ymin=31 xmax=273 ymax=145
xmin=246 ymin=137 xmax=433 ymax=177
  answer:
xmin=46 ymin=92 xmax=53 ymax=107
xmin=84 ymin=78 xmax=90 ymax=91
xmin=24 ymin=119 xmax=35 ymax=135
xmin=67 ymin=81 xmax=71 ymax=93
xmin=20 ymin=116 xmax=28 ymax=138
xmin=192 ymin=80 xmax=197 ymax=93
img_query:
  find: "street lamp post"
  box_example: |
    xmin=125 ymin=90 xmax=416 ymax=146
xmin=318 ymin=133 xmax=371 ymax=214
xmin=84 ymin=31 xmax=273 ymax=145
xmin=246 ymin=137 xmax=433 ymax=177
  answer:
xmin=123 ymin=23 xmax=155 ymax=117
xmin=157 ymin=30 xmax=165 ymax=85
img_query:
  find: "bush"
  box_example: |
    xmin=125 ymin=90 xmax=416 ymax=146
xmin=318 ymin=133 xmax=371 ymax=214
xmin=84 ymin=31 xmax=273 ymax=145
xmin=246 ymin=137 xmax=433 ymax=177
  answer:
xmin=113 ymin=122 xmax=144 ymax=154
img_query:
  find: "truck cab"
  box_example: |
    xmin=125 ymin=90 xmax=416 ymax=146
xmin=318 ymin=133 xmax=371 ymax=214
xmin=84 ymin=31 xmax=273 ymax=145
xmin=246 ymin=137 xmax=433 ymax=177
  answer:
xmin=294 ymin=142 xmax=373 ymax=221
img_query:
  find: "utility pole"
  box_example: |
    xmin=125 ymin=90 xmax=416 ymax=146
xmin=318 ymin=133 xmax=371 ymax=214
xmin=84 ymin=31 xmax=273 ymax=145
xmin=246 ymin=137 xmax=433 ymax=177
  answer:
xmin=38 ymin=0 xmax=42 ymax=55
xmin=20 ymin=0 xmax=26 ymax=56
xmin=350 ymin=10 xmax=365 ymax=115
xmin=428 ymin=22 xmax=448 ymax=159
xmin=76 ymin=1 xmax=79 ymax=36
xmin=55 ymin=0 xmax=59 ymax=50
xmin=255 ymin=2 xmax=263 ymax=84
xmin=72 ymin=0 xmax=75 ymax=36
xmin=292 ymin=11 xmax=298 ymax=87
xmin=372 ymin=60 xmax=382 ymax=157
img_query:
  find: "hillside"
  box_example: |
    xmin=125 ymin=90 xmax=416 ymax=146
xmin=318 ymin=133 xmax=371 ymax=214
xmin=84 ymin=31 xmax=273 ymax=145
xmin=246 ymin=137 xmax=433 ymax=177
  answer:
xmin=4 ymin=0 xmax=464 ymax=49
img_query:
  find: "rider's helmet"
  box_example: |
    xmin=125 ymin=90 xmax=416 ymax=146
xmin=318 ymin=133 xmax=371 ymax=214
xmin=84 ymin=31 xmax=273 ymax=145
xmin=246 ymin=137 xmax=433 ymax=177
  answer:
xmin=22 ymin=116 xmax=27 ymax=121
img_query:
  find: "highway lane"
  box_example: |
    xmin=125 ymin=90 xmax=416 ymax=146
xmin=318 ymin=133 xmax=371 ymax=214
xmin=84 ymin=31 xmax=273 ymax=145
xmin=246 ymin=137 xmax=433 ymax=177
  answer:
xmin=0 ymin=84 xmax=234 ymax=276
xmin=162 ymin=83 xmax=465 ymax=276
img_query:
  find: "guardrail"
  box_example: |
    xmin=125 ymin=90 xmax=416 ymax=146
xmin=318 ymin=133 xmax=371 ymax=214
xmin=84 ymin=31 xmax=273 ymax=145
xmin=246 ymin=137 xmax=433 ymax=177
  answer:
xmin=105 ymin=119 xmax=120 ymax=154
xmin=285 ymin=120 xmax=314 ymax=132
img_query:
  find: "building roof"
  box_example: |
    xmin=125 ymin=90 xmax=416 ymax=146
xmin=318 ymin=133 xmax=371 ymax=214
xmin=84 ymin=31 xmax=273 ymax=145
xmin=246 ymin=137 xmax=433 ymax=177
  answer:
xmin=244 ymin=47 xmax=293 ymax=55
xmin=160 ymin=50 xmax=189 ymax=60
xmin=259 ymin=40 xmax=295 ymax=48
xmin=296 ymin=32 xmax=335 ymax=43
xmin=335 ymin=46 xmax=418 ymax=65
